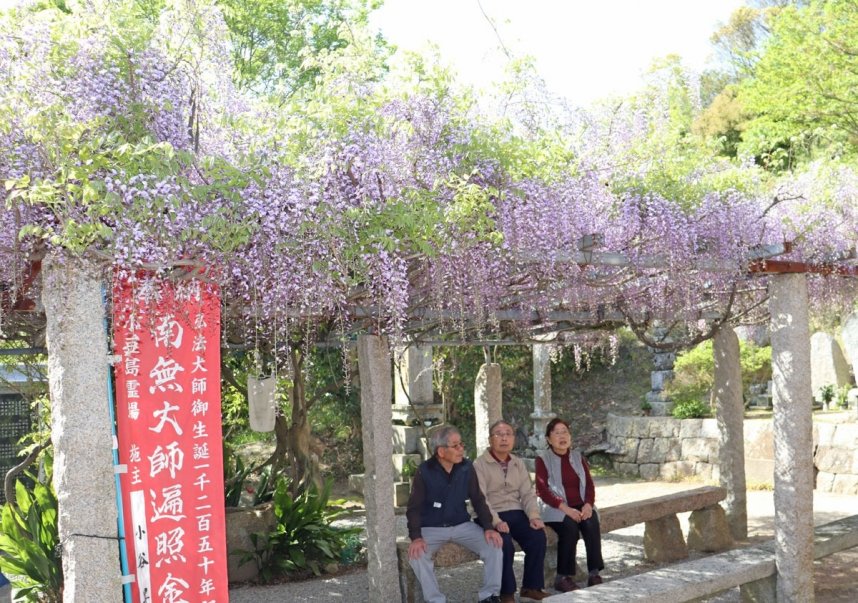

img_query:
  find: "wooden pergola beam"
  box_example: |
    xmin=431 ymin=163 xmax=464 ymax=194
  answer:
xmin=748 ymin=258 xmax=858 ymax=276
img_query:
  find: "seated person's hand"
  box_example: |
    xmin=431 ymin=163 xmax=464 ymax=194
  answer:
xmin=562 ymin=504 xmax=582 ymax=522
xmin=529 ymin=517 xmax=545 ymax=530
xmin=495 ymin=521 xmax=510 ymax=533
xmin=485 ymin=529 xmax=503 ymax=548
xmin=581 ymin=503 xmax=593 ymax=521
xmin=408 ymin=538 xmax=428 ymax=560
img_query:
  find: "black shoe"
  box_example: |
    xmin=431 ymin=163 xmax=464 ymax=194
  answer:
xmin=478 ymin=596 xmax=501 ymax=603
xmin=587 ymin=574 xmax=603 ymax=587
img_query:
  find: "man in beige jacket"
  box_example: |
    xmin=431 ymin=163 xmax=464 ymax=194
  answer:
xmin=473 ymin=420 xmax=549 ymax=603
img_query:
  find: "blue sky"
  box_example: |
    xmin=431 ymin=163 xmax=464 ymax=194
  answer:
xmin=372 ymin=0 xmax=746 ymax=106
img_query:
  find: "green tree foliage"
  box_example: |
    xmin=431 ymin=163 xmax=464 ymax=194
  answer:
xmin=710 ymin=5 xmax=771 ymax=79
xmin=664 ymin=337 xmax=772 ymax=408
xmin=217 ymin=0 xmax=387 ymax=95
xmin=738 ymin=0 xmax=858 ymax=168
xmin=693 ymin=84 xmax=748 ymax=157
xmin=606 ymin=55 xmax=762 ymax=208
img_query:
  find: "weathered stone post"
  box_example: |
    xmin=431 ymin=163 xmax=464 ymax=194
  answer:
xmin=358 ymin=334 xmax=400 ymax=602
xmin=394 ymin=344 xmax=434 ymax=407
xmin=474 ymin=363 xmax=502 ymax=454
xmin=530 ymin=343 xmax=556 ymax=449
xmin=769 ymin=273 xmax=814 ymax=601
xmin=713 ymin=327 xmax=748 ymax=540
xmin=42 ymin=256 xmax=122 ymax=603
xmin=392 ymin=344 xmax=443 ymax=431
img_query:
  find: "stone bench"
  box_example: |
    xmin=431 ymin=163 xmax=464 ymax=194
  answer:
xmin=397 ymin=486 xmax=729 ymax=603
xmin=542 ymin=514 xmax=858 ymax=602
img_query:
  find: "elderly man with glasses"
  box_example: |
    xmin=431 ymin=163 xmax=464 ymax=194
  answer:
xmin=406 ymin=425 xmax=504 ymax=603
xmin=473 ymin=420 xmax=550 ymax=602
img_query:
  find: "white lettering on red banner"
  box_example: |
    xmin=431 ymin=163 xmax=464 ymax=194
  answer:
xmin=114 ymin=275 xmax=227 ymax=603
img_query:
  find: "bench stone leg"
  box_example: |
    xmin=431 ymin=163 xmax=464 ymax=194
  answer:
xmin=543 ymin=542 xmax=558 ymax=587
xmin=741 ymin=574 xmax=776 ymax=603
xmin=398 ymin=546 xmax=420 ymax=603
xmin=643 ymin=515 xmax=688 ymax=562
xmin=687 ymin=505 xmax=733 ymax=553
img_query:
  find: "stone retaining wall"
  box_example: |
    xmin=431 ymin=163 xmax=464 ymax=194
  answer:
xmin=605 ymin=413 xmax=858 ymax=494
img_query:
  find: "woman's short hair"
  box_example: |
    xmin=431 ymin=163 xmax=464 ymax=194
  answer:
xmin=430 ymin=425 xmax=461 ymax=455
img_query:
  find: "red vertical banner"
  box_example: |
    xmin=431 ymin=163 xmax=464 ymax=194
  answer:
xmin=113 ymin=274 xmax=228 ymax=603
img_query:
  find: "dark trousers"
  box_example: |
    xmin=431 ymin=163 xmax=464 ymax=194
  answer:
xmin=547 ymin=509 xmax=604 ymax=577
xmin=498 ymin=509 xmax=547 ymax=594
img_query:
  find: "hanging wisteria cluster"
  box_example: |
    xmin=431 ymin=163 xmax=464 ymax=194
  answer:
xmin=0 ymin=0 xmax=856 ymax=348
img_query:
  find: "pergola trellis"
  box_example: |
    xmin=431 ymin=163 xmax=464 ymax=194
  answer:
xmin=1 ymin=239 xmax=857 ymax=602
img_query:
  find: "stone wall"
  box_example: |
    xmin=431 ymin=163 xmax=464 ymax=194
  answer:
xmin=605 ymin=414 xmax=858 ymax=494
xmin=814 ymin=422 xmax=858 ymax=494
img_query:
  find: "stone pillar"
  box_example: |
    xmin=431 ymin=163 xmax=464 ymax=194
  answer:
xmin=713 ymin=327 xmax=748 ymax=540
xmin=646 ymin=327 xmax=676 ymax=416
xmin=357 ymin=335 xmax=400 ymax=602
xmin=474 ymin=363 xmax=502 ymax=454
xmin=769 ymin=273 xmax=814 ymax=602
xmin=530 ymin=343 xmax=556 ymax=449
xmin=42 ymin=256 xmax=122 ymax=603
xmin=843 ymin=313 xmax=858 ymax=381
xmin=392 ymin=345 xmax=443 ymax=426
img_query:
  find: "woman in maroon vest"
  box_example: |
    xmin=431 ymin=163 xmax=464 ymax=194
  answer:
xmin=535 ymin=418 xmax=604 ymax=592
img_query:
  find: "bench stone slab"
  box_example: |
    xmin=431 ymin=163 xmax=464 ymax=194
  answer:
xmin=597 ymin=486 xmax=725 ymax=533
xmin=544 ymin=546 xmax=776 ymax=602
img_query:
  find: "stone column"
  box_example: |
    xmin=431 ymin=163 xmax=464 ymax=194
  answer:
xmin=713 ymin=327 xmax=747 ymax=540
xmin=530 ymin=343 xmax=556 ymax=449
xmin=474 ymin=363 xmax=502 ymax=454
xmin=357 ymin=335 xmax=400 ymax=602
xmin=843 ymin=313 xmax=858 ymax=381
xmin=42 ymin=256 xmax=122 ymax=603
xmin=769 ymin=273 xmax=814 ymax=602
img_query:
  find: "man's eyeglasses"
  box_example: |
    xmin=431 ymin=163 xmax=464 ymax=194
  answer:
xmin=443 ymin=442 xmax=465 ymax=449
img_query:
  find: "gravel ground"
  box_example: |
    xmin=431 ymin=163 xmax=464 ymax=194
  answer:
xmin=228 ymin=479 xmax=858 ymax=603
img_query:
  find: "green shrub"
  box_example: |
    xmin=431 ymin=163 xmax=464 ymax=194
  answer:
xmin=0 ymin=467 xmax=62 ymax=603
xmin=664 ymin=338 xmax=772 ymax=407
xmin=671 ymin=399 xmax=712 ymax=419
xmin=242 ymin=476 xmax=360 ymax=581
xmin=224 ymin=450 xmax=278 ymax=508
xmin=836 ymin=385 xmax=850 ymax=410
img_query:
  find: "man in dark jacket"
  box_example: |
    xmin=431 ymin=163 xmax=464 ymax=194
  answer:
xmin=407 ymin=425 xmax=503 ymax=603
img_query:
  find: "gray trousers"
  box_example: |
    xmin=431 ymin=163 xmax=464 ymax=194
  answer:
xmin=409 ymin=522 xmax=502 ymax=603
